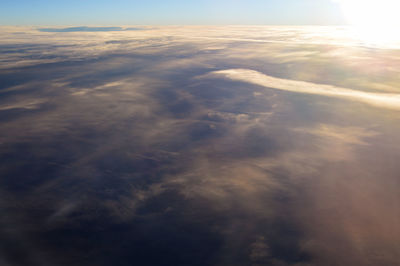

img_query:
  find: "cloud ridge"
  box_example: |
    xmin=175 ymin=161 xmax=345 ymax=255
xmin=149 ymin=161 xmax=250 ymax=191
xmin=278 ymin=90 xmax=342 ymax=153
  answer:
xmin=209 ymin=69 xmax=400 ymax=110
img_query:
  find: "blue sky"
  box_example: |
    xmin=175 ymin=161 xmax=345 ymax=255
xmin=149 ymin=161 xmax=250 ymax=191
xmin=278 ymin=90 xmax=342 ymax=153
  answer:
xmin=1 ymin=0 xmax=345 ymax=25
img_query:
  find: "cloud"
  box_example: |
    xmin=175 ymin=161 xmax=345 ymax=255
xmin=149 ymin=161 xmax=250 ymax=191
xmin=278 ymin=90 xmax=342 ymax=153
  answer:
xmin=207 ymin=69 xmax=400 ymax=111
xmin=0 ymin=99 xmax=47 ymax=111
xmin=294 ymin=124 xmax=377 ymax=145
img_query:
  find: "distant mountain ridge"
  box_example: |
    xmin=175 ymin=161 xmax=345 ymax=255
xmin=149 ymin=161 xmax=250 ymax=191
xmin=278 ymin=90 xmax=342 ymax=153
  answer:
xmin=39 ymin=26 xmax=145 ymax=32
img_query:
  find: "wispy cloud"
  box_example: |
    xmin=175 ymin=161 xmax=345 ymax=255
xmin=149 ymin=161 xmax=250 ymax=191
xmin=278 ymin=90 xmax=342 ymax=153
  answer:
xmin=207 ymin=69 xmax=400 ymax=110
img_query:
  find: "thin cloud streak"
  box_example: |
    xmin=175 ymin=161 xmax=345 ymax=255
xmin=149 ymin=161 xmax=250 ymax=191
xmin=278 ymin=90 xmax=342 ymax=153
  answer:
xmin=209 ymin=69 xmax=400 ymax=110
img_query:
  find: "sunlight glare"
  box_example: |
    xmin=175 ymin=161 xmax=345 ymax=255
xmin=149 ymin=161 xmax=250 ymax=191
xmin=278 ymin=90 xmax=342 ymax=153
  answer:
xmin=335 ymin=0 xmax=400 ymax=46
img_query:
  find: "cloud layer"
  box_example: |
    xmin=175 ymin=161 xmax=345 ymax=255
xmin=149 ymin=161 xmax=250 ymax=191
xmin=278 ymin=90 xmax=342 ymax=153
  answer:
xmin=0 ymin=26 xmax=399 ymax=266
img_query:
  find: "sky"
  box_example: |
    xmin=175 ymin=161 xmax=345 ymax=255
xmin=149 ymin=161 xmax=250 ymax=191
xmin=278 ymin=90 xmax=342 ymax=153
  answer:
xmin=0 ymin=0 xmax=345 ymax=26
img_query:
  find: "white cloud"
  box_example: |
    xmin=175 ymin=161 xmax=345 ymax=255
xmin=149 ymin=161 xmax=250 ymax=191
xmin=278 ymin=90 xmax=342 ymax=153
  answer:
xmin=207 ymin=69 xmax=400 ymax=111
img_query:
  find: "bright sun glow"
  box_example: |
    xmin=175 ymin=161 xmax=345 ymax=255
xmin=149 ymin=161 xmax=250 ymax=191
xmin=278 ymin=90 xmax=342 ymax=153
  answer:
xmin=335 ymin=0 xmax=400 ymax=46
